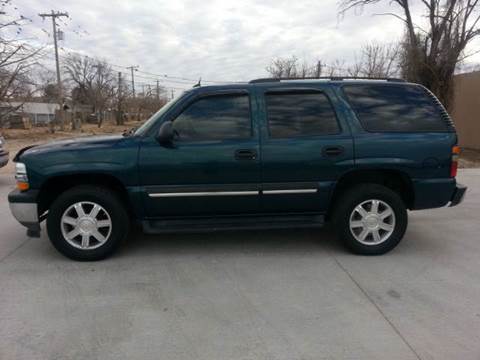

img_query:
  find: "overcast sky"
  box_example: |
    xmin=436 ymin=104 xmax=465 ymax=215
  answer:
xmin=5 ymin=0 xmax=480 ymax=91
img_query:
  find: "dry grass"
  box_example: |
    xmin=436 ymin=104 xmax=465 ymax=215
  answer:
xmin=459 ymin=148 xmax=480 ymax=168
xmin=0 ymin=121 xmax=141 ymax=174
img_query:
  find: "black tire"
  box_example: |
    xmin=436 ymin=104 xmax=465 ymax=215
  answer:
xmin=47 ymin=185 xmax=130 ymax=261
xmin=333 ymin=184 xmax=408 ymax=255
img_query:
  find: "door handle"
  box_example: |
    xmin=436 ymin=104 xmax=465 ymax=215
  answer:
xmin=323 ymin=146 xmax=344 ymax=157
xmin=235 ymin=149 xmax=257 ymax=160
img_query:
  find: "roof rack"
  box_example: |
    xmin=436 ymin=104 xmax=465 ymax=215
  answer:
xmin=249 ymin=76 xmax=406 ymax=84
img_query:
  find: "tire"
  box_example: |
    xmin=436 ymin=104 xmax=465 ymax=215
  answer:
xmin=47 ymin=185 xmax=130 ymax=261
xmin=333 ymin=184 xmax=408 ymax=255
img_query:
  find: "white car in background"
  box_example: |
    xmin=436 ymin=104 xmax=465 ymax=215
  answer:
xmin=0 ymin=136 xmax=8 ymax=168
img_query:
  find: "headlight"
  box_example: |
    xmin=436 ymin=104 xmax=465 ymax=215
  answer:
xmin=15 ymin=162 xmax=29 ymax=191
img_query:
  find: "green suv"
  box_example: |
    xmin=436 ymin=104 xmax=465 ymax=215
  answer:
xmin=8 ymin=78 xmax=467 ymax=260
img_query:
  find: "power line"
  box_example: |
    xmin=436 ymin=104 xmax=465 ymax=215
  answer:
xmin=38 ymin=10 xmax=69 ymax=127
xmin=29 ymin=46 xmax=191 ymax=92
xmin=21 ymin=42 xmax=246 ymax=93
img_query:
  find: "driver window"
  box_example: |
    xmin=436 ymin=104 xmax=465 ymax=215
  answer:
xmin=172 ymin=94 xmax=252 ymax=141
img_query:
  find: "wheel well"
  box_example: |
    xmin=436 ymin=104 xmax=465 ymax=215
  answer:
xmin=329 ymin=170 xmax=414 ymax=217
xmin=37 ymin=174 xmax=133 ymax=216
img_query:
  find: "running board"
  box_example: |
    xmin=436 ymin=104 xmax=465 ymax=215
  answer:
xmin=142 ymin=214 xmax=325 ymax=234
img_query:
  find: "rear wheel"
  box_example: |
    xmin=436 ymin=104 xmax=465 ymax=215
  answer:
xmin=333 ymin=184 xmax=407 ymax=255
xmin=47 ymin=185 xmax=130 ymax=261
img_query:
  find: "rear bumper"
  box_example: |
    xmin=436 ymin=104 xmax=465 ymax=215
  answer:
xmin=8 ymin=189 xmax=41 ymax=234
xmin=412 ymin=178 xmax=467 ymax=210
xmin=450 ymin=183 xmax=467 ymax=207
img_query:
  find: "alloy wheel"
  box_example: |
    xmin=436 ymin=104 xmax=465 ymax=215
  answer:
xmin=60 ymin=201 xmax=112 ymax=250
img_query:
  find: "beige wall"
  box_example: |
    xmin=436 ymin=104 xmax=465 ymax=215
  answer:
xmin=451 ymin=71 xmax=480 ymax=150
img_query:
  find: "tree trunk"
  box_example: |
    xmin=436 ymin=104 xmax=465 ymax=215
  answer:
xmin=71 ymin=111 xmax=82 ymax=131
xmin=97 ymin=111 xmax=104 ymax=128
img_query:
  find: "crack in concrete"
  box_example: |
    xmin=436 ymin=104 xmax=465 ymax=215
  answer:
xmin=0 ymin=238 xmax=31 ymax=264
xmin=331 ymin=254 xmax=422 ymax=360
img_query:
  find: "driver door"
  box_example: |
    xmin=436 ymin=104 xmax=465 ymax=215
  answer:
xmin=138 ymin=90 xmax=261 ymax=218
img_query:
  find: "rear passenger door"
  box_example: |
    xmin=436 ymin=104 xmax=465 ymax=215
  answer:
xmin=258 ymin=87 xmax=354 ymax=213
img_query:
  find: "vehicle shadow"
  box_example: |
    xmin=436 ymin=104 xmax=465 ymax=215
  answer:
xmin=114 ymin=219 xmax=446 ymax=260
xmin=117 ymin=226 xmax=343 ymax=258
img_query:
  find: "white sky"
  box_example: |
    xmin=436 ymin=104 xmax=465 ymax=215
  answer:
xmin=4 ymin=0 xmax=480 ymax=92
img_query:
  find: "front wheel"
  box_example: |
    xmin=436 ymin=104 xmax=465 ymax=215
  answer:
xmin=333 ymin=184 xmax=408 ymax=255
xmin=47 ymin=185 xmax=130 ymax=261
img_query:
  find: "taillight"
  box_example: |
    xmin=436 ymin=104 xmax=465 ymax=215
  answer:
xmin=451 ymin=146 xmax=461 ymax=178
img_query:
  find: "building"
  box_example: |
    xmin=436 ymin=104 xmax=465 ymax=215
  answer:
xmin=452 ymin=71 xmax=480 ymax=150
xmin=1 ymin=102 xmax=59 ymax=126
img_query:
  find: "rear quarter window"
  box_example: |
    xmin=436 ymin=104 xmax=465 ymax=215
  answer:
xmin=343 ymin=84 xmax=449 ymax=132
xmin=265 ymin=91 xmax=340 ymax=138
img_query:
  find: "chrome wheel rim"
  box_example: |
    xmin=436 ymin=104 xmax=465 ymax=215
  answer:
xmin=61 ymin=201 xmax=112 ymax=250
xmin=349 ymin=199 xmax=396 ymax=246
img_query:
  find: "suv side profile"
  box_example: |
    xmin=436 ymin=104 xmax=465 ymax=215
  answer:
xmin=8 ymin=78 xmax=467 ymax=261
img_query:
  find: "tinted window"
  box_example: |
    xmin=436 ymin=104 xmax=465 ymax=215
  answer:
xmin=343 ymin=84 xmax=448 ymax=132
xmin=265 ymin=92 xmax=340 ymax=138
xmin=173 ymin=94 xmax=251 ymax=140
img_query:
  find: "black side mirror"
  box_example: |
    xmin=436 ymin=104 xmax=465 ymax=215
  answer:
xmin=156 ymin=121 xmax=175 ymax=146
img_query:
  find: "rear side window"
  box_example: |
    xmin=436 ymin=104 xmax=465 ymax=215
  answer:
xmin=173 ymin=94 xmax=251 ymax=141
xmin=265 ymin=91 xmax=340 ymax=138
xmin=343 ymin=84 xmax=448 ymax=132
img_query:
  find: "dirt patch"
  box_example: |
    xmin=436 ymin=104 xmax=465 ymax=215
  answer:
xmin=459 ymin=148 xmax=480 ymax=169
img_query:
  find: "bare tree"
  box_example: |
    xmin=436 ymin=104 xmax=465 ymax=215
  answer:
xmin=343 ymin=42 xmax=401 ymax=77
xmin=266 ymin=56 xmax=300 ymax=78
xmin=266 ymin=56 xmax=325 ymax=78
xmin=326 ymin=59 xmax=347 ymax=76
xmin=359 ymin=42 xmax=400 ymax=77
xmin=339 ymin=0 xmax=480 ymax=110
xmin=34 ymin=68 xmax=58 ymax=101
xmin=0 ymin=3 xmax=41 ymax=124
xmin=265 ymin=43 xmax=400 ymax=80
xmin=127 ymin=85 xmax=167 ymax=123
xmin=64 ymin=55 xmax=116 ymax=127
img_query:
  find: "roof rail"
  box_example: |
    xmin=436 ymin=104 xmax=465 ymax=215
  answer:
xmin=249 ymin=76 xmax=406 ymax=84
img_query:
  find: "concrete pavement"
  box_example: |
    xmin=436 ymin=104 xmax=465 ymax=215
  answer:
xmin=1 ymin=170 xmax=479 ymax=360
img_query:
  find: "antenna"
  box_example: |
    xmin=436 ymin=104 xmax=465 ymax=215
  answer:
xmin=193 ymin=77 xmax=202 ymax=88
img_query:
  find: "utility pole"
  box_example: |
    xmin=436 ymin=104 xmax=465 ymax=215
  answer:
xmin=39 ymin=10 xmax=69 ymax=130
xmin=315 ymin=61 xmax=323 ymax=78
xmin=127 ymin=65 xmax=139 ymax=97
xmin=117 ymin=72 xmax=123 ymax=125
xmin=118 ymin=72 xmax=122 ymax=99
xmin=156 ymin=80 xmax=160 ymax=101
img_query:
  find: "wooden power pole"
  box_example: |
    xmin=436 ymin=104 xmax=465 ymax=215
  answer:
xmin=39 ymin=10 xmax=69 ymax=130
xmin=127 ymin=65 xmax=139 ymax=98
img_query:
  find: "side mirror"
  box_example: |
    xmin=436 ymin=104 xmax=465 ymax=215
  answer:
xmin=156 ymin=121 xmax=175 ymax=146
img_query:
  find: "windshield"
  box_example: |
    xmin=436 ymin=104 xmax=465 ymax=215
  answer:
xmin=134 ymin=91 xmax=188 ymax=136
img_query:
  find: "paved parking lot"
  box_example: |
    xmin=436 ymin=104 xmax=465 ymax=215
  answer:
xmin=1 ymin=170 xmax=479 ymax=360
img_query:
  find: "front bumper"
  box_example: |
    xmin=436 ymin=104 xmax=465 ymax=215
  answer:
xmin=8 ymin=189 xmax=41 ymax=236
xmin=450 ymin=183 xmax=467 ymax=207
